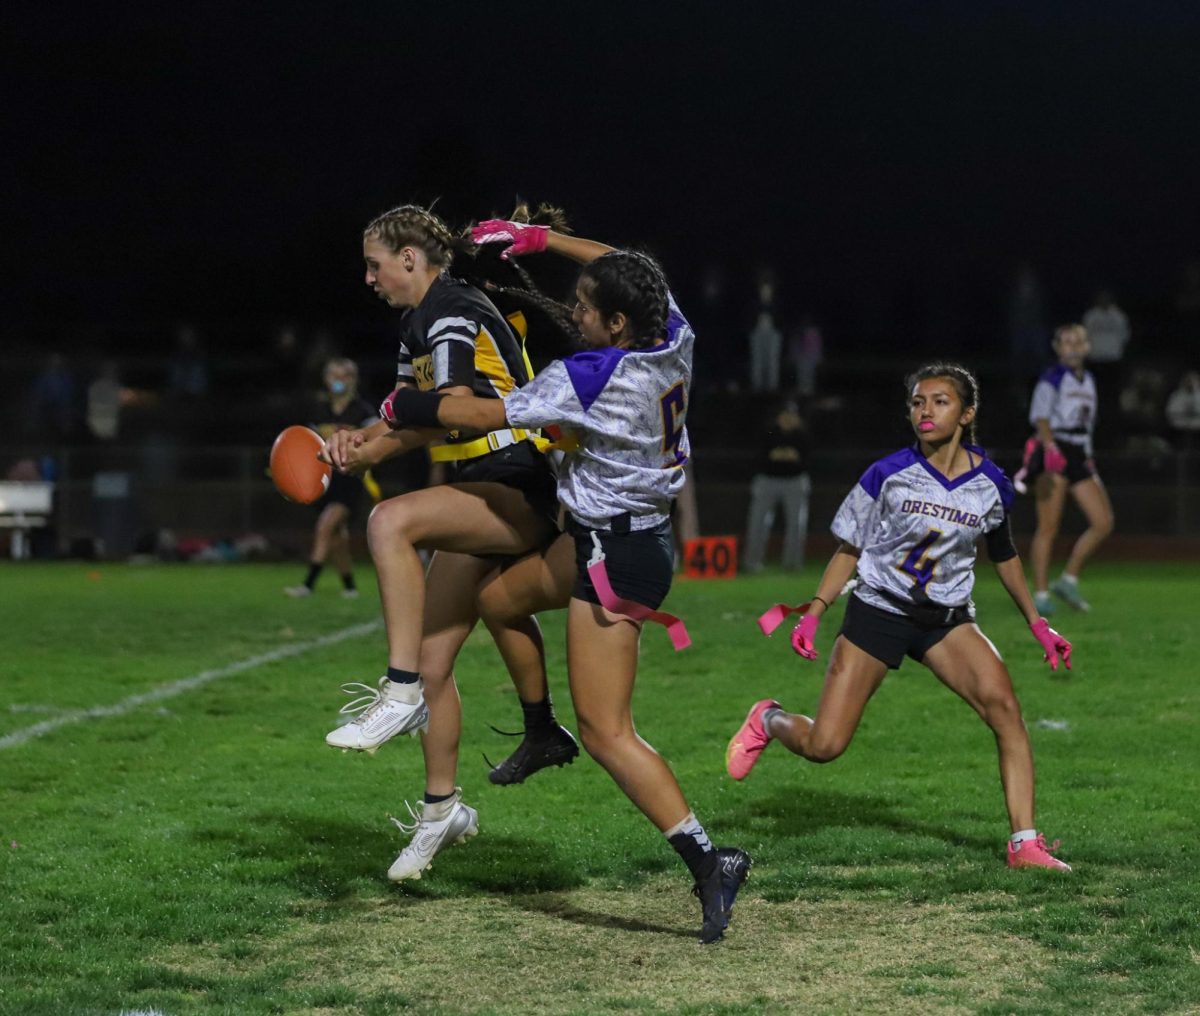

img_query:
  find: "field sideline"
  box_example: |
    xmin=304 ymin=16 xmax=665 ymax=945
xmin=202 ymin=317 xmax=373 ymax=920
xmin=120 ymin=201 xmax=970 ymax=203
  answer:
xmin=1 ymin=561 xmax=1198 ymax=1015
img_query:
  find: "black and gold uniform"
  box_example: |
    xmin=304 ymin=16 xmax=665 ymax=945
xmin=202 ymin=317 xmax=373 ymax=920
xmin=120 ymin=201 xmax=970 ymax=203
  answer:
xmin=311 ymin=393 xmax=379 ymax=516
xmin=396 ymin=273 xmax=557 ymax=521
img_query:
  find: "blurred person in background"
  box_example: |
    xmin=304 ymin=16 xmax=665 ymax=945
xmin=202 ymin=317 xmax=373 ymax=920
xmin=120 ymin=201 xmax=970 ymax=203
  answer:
xmin=86 ymin=360 xmax=135 ymax=441
xmin=1118 ymin=366 xmax=1172 ymax=464
xmin=787 ymin=314 xmax=823 ymax=397
xmin=1015 ymin=325 xmax=1114 ymax=615
xmin=748 ymin=272 xmax=782 ymax=393
xmin=27 ymin=352 xmax=77 ymax=439
xmin=743 ymin=398 xmax=811 ymax=572
xmin=1166 ymin=370 xmax=1200 ymax=444
xmin=284 ymin=357 xmax=379 ymax=599
xmin=1081 ymin=289 xmax=1130 ymax=444
xmin=1007 ymin=262 xmax=1049 ymax=380
xmin=167 ymin=323 xmax=210 ymax=400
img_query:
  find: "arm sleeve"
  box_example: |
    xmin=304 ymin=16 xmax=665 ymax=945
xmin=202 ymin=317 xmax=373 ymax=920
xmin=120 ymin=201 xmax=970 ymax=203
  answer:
xmin=1028 ymin=379 xmax=1057 ymax=425
xmin=428 ymin=315 xmax=481 ymax=390
xmin=984 ymin=514 xmax=1018 ymax=562
xmin=504 ymin=360 xmax=586 ymax=430
xmin=830 ymin=481 xmax=881 ymax=547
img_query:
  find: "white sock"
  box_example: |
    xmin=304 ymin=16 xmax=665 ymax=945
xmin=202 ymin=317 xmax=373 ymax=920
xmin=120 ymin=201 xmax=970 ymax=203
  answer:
xmin=1059 ymin=573 xmax=1078 ymax=586
xmin=664 ymin=812 xmax=712 ymax=851
xmin=386 ymin=679 xmax=423 ymax=704
xmin=1010 ymin=828 xmax=1038 ymax=845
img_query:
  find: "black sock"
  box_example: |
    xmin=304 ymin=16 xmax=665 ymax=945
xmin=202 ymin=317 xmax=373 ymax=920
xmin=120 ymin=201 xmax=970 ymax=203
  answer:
xmin=668 ymin=822 xmax=718 ymax=881
xmin=423 ymin=791 xmax=453 ymax=805
xmin=521 ymin=697 xmax=557 ymax=738
xmin=340 ymin=573 xmax=356 ymax=591
xmin=303 ymin=562 xmax=323 ymax=589
xmin=386 ymin=667 xmax=420 ymax=685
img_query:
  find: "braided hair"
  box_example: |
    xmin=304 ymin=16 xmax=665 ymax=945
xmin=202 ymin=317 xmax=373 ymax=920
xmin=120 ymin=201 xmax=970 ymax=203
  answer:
xmin=362 ymin=204 xmax=465 ymax=268
xmin=904 ymin=361 xmax=981 ymax=444
xmin=580 ymin=250 xmax=670 ymax=349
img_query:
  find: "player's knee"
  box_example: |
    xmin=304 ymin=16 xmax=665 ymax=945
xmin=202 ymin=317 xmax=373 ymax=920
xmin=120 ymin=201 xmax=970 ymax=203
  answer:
xmin=803 ymin=732 xmax=847 ymax=764
xmin=367 ymin=498 xmax=418 ymax=546
xmin=575 ymin=716 xmax=624 ymax=764
xmin=982 ymin=692 xmax=1022 ymax=732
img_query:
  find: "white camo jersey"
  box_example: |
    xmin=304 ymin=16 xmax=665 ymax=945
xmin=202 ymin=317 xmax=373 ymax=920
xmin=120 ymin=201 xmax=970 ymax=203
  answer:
xmin=1028 ymin=365 xmax=1098 ymax=456
xmin=503 ymin=294 xmax=693 ymax=530
xmin=832 ymin=445 xmax=1015 ymax=617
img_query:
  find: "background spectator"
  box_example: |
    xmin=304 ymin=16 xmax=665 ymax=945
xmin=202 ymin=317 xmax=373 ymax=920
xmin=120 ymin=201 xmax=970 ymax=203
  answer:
xmin=748 ymin=273 xmax=783 ymax=393
xmin=1166 ymin=371 xmax=1200 ymax=445
xmin=742 ymin=399 xmax=811 ymax=572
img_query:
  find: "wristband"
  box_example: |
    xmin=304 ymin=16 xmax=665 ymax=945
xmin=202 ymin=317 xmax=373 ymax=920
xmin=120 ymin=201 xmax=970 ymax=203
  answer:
xmin=380 ymin=388 xmax=445 ymax=429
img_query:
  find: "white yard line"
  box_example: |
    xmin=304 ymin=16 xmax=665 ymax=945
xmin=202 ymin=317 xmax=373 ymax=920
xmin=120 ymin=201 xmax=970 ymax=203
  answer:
xmin=0 ymin=620 xmax=382 ymax=750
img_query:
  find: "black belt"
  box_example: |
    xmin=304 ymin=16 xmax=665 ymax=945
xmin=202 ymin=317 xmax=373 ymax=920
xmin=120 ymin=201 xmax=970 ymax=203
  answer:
xmin=876 ymin=587 xmax=971 ymax=627
xmin=567 ymin=512 xmax=634 ymax=535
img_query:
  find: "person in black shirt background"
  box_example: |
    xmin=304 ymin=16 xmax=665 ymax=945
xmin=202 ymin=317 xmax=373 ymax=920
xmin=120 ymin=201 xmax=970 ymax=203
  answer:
xmin=742 ymin=398 xmax=812 ymax=572
xmin=284 ymin=357 xmax=378 ymax=598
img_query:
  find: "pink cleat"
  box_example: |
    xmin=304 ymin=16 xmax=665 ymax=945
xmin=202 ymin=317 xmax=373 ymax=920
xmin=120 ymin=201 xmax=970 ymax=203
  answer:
xmin=1007 ymin=833 xmax=1072 ymax=872
xmin=725 ymin=699 xmax=780 ymax=781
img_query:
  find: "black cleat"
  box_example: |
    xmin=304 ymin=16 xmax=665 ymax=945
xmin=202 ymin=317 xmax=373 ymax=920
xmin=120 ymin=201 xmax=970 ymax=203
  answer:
xmin=486 ymin=724 xmax=580 ymax=786
xmin=693 ymin=846 xmax=752 ymax=944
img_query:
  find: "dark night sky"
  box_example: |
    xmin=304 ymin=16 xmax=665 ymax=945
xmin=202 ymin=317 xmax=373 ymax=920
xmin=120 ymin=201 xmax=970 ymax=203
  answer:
xmin=5 ymin=2 xmax=1200 ymax=353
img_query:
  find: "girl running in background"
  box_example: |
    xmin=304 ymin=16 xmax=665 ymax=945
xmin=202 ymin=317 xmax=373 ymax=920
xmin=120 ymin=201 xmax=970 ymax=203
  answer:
xmin=284 ymin=357 xmax=377 ymax=599
xmin=385 ymin=222 xmax=751 ymax=943
xmin=726 ymin=363 xmax=1074 ymax=872
xmin=1013 ymin=324 xmax=1114 ymax=614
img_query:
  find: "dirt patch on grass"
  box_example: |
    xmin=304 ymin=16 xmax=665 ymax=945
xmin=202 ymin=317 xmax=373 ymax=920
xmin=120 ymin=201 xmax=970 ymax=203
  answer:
xmin=155 ymin=881 xmax=1064 ymax=1015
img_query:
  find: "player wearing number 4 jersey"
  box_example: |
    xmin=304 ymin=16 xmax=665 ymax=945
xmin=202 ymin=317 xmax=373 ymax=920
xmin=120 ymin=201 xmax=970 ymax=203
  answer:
xmin=388 ymin=219 xmax=750 ymax=943
xmin=727 ymin=362 xmax=1074 ymax=872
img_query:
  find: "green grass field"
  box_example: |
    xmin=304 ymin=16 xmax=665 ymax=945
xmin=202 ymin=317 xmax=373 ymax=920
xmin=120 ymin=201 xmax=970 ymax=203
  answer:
xmin=1 ymin=561 xmax=1198 ymax=1015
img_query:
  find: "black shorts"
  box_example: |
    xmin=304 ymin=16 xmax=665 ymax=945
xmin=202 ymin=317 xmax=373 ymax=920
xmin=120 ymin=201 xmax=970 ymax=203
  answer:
xmin=839 ymin=593 xmax=968 ymax=670
xmin=570 ymin=519 xmax=674 ymax=610
xmin=1027 ymin=441 xmax=1098 ymax=486
xmin=451 ymin=439 xmax=560 ymax=526
xmin=317 ymin=470 xmax=365 ymax=517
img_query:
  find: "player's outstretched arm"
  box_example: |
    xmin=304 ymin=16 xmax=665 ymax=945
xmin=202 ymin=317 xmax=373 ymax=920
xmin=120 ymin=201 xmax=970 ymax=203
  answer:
xmin=471 ymin=218 xmax=614 ymax=264
xmin=789 ymin=544 xmax=861 ymax=660
xmin=381 ymin=386 xmax=509 ymax=435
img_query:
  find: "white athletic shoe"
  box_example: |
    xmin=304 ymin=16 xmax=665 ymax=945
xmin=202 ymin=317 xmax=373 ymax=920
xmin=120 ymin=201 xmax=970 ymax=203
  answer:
xmin=325 ymin=677 xmax=429 ymax=753
xmin=284 ymin=585 xmax=312 ymax=598
xmin=340 ymin=588 xmax=360 ymax=600
xmin=387 ymin=789 xmax=479 ymax=881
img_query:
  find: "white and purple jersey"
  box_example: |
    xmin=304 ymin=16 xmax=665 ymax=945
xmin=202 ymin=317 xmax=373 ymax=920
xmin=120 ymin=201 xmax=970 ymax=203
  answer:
xmin=503 ymin=294 xmax=693 ymax=530
xmin=1029 ymin=366 xmax=1098 ymax=456
xmin=832 ymin=445 xmax=1015 ymax=616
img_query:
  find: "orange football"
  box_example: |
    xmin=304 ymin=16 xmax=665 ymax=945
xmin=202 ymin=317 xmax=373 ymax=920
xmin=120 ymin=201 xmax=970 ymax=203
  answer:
xmin=270 ymin=425 xmax=332 ymax=504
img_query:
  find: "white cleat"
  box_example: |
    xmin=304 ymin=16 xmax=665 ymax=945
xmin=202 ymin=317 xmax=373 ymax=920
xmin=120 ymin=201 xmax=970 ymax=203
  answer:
xmin=325 ymin=677 xmax=429 ymax=752
xmin=284 ymin=585 xmax=313 ymax=598
xmin=387 ymin=789 xmax=479 ymax=881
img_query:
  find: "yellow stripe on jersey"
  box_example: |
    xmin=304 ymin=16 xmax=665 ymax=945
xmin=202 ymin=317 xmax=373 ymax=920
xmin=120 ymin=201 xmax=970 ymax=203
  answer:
xmin=475 ymin=326 xmax=517 ymax=398
xmin=505 ymin=311 xmax=537 ymax=383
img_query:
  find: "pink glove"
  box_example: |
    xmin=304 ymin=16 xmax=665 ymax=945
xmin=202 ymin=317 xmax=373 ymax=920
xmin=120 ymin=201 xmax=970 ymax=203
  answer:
xmin=1030 ymin=618 xmax=1072 ymax=671
xmin=1020 ymin=436 xmax=1039 ymax=469
xmin=1043 ymin=441 xmax=1068 ymax=474
xmin=379 ymin=389 xmax=400 ymax=427
xmin=790 ymin=614 xmax=821 ymax=660
xmin=470 ymin=219 xmax=549 ymax=259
